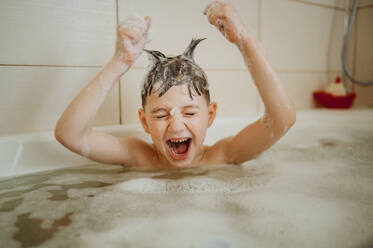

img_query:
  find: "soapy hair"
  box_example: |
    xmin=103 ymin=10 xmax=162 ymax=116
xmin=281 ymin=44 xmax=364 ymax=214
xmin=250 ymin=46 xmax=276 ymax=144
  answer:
xmin=141 ymin=38 xmax=210 ymax=108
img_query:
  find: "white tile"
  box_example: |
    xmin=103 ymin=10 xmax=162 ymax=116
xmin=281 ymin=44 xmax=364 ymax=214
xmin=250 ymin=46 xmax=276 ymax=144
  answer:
xmin=256 ymin=71 xmax=335 ymax=113
xmin=352 ymin=7 xmax=373 ymax=108
xmin=355 ymin=7 xmax=373 ymax=82
xmin=118 ymin=0 xmax=258 ymax=70
xmin=208 ymin=70 xmax=258 ymax=119
xmin=299 ymin=0 xmax=346 ymax=9
xmin=354 ymin=86 xmax=373 ymax=108
xmin=278 ymin=71 xmax=330 ymax=109
xmin=0 ymin=67 xmax=120 ymax=134
xmin=261 ymin=0 xmax=353 ymax=72
xmin=121 ymin=68 xmax=259 ymax=123
xmin=120 ymin=69 xmax=145 ymax=124
xmin=0 ymin=0 xmax=116 ymax=66
xmin=358 ymin=0 xmax=373 ymax=8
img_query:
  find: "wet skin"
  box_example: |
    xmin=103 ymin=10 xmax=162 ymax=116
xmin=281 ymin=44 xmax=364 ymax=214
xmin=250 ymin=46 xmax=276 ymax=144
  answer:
xmin=139 ymin=84 xmax=217 ymax=169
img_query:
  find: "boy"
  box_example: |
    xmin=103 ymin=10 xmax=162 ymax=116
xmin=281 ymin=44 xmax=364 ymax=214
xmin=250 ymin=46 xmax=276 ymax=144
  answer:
xmin=55 ymin=1 xmax=296 ymax=170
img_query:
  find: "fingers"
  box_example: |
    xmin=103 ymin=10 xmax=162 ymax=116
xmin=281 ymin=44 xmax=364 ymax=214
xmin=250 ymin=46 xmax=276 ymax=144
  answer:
xmin=203 ymin=1 xmax=226 ymax=27
xmin=144 ymin=16 xmax=152 ymax=32
xmin=203 ymin=0 xmax=222 ymax=15
xmin=118 ymin=16 xmax=151 ymax=44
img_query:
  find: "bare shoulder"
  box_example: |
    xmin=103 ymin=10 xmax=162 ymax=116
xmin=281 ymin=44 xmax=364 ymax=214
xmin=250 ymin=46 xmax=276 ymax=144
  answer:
xmin=118 ymin=137 xmax=157 ymax=169
xmin=201 ymin=136 xmax=235 ymax=165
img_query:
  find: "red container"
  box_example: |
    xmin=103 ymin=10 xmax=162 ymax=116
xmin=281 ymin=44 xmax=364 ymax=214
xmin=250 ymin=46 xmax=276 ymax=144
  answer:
xmin=313 ymin=91 xmax=356 ymax=109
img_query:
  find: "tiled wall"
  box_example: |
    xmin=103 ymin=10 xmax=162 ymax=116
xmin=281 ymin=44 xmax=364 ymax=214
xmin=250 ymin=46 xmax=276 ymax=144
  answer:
xmin=354 ymin=3 xmax=373 ymax=107
xmin=0 ymin=0 xmax=372 ymax=134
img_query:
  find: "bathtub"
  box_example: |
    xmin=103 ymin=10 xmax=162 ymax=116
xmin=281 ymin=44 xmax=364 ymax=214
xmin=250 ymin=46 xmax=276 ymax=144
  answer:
xmin=0 ymin=109 xmax=372 ymax=248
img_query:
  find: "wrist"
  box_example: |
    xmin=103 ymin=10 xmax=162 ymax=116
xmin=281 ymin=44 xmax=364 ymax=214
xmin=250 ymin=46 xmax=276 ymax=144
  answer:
xmin=109 ymin=57 xmax=131 ymax=74
xmin=236 ymin=34 xmax=259 ymax=54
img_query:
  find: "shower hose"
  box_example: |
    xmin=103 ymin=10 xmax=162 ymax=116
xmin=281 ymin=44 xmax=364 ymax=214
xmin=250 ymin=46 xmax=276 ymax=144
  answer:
xmin=342 ymin=0 xmax=373 ymax=89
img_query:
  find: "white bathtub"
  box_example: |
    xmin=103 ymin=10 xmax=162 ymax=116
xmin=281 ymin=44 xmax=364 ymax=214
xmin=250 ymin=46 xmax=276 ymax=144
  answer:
xmin=0 ymin=115 xmax=256 ymax=178
xmin=0 ymin=109 xmax=372 ymax=248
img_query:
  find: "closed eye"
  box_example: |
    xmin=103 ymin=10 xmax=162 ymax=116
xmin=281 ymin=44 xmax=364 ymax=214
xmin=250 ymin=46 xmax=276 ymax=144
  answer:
xmin=154 ymin=115 xmax=168 ymax=119
xmin=185 ymin=113 xmax=196 ymax=116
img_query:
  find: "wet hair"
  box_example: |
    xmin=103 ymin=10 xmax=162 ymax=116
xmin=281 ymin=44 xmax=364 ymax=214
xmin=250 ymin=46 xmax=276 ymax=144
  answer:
xmin=141 ymin=38 xmax=210 ymax=108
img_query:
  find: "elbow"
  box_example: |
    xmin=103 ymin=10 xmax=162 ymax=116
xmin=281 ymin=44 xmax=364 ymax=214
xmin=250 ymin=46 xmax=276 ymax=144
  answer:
xmin=273 ymin=108 xmax=296 ymax=134
xmin=54 ymin=125 xmax=69 ymax=148
xmin=54 ymin=122 xmax=77 ymax=150
xmin=288 ymin=108 xmax=296 ymax=127
xmin=54 ymin=127 xmax=82 ymax=155
xmin=282 ymin=108 xmax=296 ymax=133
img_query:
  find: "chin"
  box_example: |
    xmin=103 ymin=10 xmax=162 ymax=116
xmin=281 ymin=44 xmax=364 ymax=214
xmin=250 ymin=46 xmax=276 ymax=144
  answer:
xmin=169 ymin=159 xmax=194 ymax=169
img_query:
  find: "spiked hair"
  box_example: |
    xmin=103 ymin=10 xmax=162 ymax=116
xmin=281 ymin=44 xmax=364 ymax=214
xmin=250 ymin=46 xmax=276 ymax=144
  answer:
xmin=141 ymin=38 xmax=210 ymax=108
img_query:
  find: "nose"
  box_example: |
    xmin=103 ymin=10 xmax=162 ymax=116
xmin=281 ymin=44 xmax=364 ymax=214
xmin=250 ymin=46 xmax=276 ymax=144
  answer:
xmin=168 ymin=114 xmax=185 ymax=133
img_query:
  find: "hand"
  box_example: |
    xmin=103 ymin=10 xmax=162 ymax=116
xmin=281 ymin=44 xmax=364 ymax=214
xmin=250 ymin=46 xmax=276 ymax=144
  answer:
xmin=203 ymin=1 xmax=247 ymax=44
xmin=113 ymin=16 xmax=151 ymax=65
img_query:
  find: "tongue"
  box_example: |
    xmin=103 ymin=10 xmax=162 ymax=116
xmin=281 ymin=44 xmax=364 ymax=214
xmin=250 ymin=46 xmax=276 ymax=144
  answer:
xmin=172 ymin=141 xmax=188 ymax=154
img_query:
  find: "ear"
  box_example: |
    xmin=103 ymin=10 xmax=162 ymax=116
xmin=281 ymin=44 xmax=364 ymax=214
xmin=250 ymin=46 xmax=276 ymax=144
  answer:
xmin=207 ymin=102 xmax=217 ymax=128
xmin=138 ymin=108 xmax=150 ymax=134
xmin=182 ymin=38 xmax=206 ymax=62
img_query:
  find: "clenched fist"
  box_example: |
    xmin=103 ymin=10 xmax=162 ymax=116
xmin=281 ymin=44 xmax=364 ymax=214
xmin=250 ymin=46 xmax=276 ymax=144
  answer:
xmin=203 ymin=1 xmax=248 ymax=44
xmin=113 ymin=16 xmax=152 ymax=65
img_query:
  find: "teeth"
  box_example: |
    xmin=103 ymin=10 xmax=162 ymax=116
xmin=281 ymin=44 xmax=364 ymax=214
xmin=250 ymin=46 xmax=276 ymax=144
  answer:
xmin=170 ymin=138 xmax=189 ymax=143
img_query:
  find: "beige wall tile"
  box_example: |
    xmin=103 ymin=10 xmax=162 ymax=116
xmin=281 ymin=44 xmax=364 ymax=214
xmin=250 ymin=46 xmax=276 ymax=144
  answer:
xmin=353 ymin=7 xmax=373 ymax=108
xmin=120 ymin=69 xmax=144 ymax=124
xmin=118 ymin=0 xmax=258 ymax=70
xmin=257 ymin=71 xmax=333 ymax=112
xmin=297 ymin=0 xmax=345 ymax=8
xmin=354 ymin=86 xmax=373 ymax=108
xmin=278 ymin=71 xmax=329 ymax=109
xmin=0 ymin=67 xmax=119 ymax=134
xmin=0 ymin=0 xmax=116 ymax=66
xmin=261 ymin=0 xmax=353 ymax=72
xmin=358 ymin=0 xmax=373 ymax=8
xmin=208 ymin=70 xmax=258 ymax=119
xmin=121 ymin=68 xmax=258 ymax=123
xmin=355 ymin=7 xmax=373 ymax=82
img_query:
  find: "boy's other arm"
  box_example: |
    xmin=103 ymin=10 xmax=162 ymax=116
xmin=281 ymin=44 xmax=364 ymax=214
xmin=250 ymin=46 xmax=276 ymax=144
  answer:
xmin=204 ymin=1 xmax=296 ymax=164
xmin=55 ymin=16 xmax=152 ymax=166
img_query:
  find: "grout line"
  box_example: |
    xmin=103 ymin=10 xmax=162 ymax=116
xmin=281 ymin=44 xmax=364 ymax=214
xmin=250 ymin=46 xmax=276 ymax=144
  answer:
xmin=358 ymin=4 xmax=373 ymax=9
xmin=289 ymin=0 xmax=349 ymax=11
xmin=352 ymin=5 xmax=359 ymax=92
xmin=256 ymin=0 xmax=262 ymax=115
xmin=258 ymin=0 xmax=262 ymax=41
xmin=0 ymin=64 xmax=102 ymax=68
xmin=0 ymin=63 xmax=341 ymax=74
xmin=276 ymin=70 xmax=343 ymax=73
xmin=115 ymin=0 xmax=123 ymax=125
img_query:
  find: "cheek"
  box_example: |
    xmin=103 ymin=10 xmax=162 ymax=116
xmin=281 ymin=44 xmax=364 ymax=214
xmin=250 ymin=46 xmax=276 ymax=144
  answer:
xmin=148 ymin=120 xmax=166 ymax=140
xmin=188 ymin=115 xmax=209 ymax=141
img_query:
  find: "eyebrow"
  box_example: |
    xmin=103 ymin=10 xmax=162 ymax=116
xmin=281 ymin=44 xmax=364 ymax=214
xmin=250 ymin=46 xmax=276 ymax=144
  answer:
xmin=150 ymin=108 xmax=168 ymax=114
xmin=183 ymin=104 xmax=200 ymax=109
xmin=150 ymin=105 xmax=200 ymax=114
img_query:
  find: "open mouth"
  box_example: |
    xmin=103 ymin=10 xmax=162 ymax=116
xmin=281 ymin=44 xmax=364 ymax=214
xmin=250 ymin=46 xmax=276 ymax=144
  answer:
xmin=166 ymin=138 xmax=192 ymax=161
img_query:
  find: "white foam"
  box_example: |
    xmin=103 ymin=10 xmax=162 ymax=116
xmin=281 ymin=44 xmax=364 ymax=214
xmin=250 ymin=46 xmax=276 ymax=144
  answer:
xmin=169 ymin=107 xmax=177 ymax=116
xmin=116 ymin=15 xmax=151 ymax=65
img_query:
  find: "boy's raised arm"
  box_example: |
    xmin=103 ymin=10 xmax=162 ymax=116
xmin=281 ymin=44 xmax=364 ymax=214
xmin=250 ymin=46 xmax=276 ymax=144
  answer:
xmin=55 ymin=16 xmax=151 ymax=165
xmin=204 ymin=1 xmax=296 ymax=164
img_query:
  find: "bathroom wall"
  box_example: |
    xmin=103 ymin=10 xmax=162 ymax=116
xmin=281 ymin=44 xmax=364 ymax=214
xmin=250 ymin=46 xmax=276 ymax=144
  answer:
xmin=354 ymin=2 xmax=373 ymax=107
xmin=0 ymin=0 xmax=372 ymax=134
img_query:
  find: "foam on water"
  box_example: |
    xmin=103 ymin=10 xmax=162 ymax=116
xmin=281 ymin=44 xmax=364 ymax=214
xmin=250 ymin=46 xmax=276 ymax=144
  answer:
xmin=1 ymin=110 xmax=373 ymax=248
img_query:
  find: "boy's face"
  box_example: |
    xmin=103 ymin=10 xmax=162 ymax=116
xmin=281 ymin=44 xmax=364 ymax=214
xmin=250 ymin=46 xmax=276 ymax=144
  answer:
xmin=139 ymin=84 xmax=217 ymax=168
